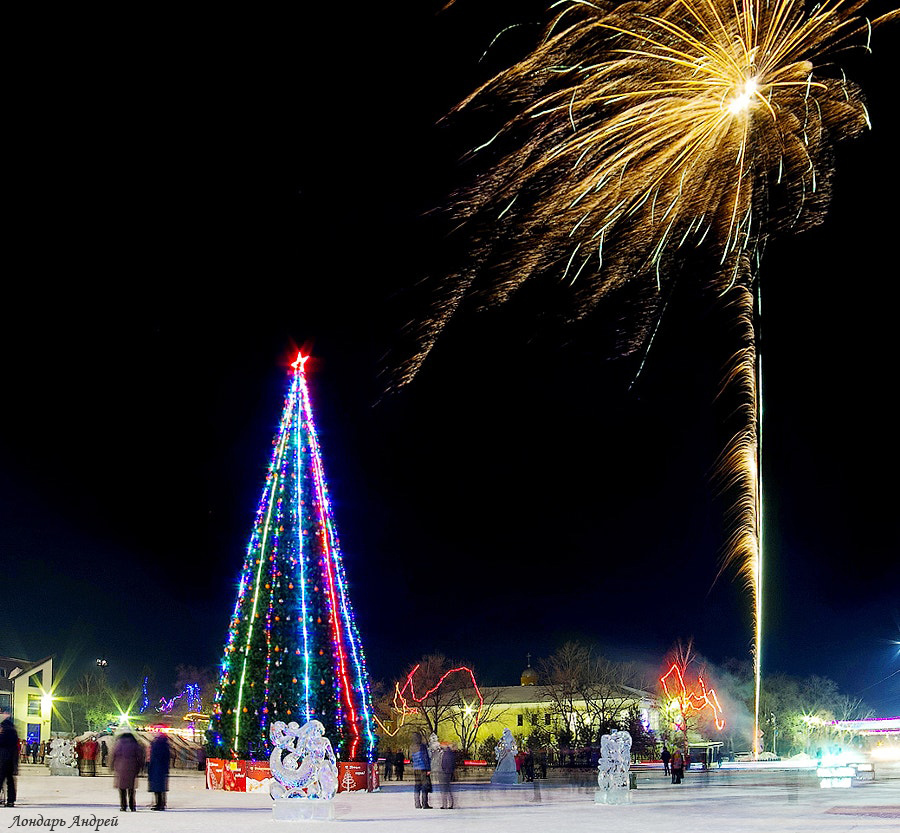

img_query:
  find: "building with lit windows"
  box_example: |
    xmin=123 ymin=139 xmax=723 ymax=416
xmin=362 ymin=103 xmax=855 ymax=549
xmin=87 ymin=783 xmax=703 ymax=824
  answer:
xmin=433 ymin=665 xmax=661 ymax=754
xmin=0 ymin=655 xmax=54 ymax=746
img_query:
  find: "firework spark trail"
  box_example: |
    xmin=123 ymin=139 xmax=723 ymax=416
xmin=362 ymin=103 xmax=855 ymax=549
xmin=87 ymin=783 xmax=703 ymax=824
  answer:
xmin=394 ymin=0 xmax=885 ymax=372
xmin=714 ymin=276 xmax=762 ymax=750
xmin=392 ymin=0 xmax=893 ymax=756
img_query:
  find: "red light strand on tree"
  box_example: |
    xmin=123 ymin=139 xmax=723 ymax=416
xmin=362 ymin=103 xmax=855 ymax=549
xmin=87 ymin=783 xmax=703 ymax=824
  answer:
xmin=375 ymin=664 xmax=485 ymax=737
xmin=660 ymin=663 xmax=726 ymax=732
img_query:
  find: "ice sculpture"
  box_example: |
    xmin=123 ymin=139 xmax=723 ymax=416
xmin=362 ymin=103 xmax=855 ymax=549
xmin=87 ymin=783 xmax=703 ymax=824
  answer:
xmin=48 ymin=738 xmax=78 ymax=776
xmin=491 ymin=727 xmax=519 ymax=785
xmin=269 ymin=719 xmax=339 ymax=801
xmin=428 ymin=732 xmax=441 ymax=768
xmin=595 ymin=730 xmax=632 ymax=805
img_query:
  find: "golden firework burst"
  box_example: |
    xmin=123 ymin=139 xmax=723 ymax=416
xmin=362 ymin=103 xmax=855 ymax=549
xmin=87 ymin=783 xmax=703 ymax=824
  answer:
xmin=396 ymin=0 xmax=894 ymax=757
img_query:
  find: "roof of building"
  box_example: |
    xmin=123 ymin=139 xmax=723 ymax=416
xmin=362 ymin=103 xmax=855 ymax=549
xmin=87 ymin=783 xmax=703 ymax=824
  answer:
xmin=0 ymin=655 xmax=53 ymax=693
xmin=0 ymin=656 xmax=29 ymax=693
xmin=454 ymin=682 xmax=658 ymax=708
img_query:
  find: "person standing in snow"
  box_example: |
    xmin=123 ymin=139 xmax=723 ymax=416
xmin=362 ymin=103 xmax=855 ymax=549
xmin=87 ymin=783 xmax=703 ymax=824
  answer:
xmin=410 ymin=732 xmax=432 ymax=809
xmin=438 ymin=743 xmax=456 ymax=809
xmin=148 ymin=733 xmax=170 ymax=811
xmin=0 ymin=718 xmax=19 ymax=808
xmin=110 ymin=731 xmax=144 ymax=811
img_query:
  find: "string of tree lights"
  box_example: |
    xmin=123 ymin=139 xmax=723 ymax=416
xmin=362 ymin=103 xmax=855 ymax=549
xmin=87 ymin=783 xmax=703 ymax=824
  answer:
xmin=208 ymin=354 xmax=376 ymax=762
xmin=660 ymin=663 xmax=726 ymax=734
xmin=374 ymin=663 xmax=486 ymax=737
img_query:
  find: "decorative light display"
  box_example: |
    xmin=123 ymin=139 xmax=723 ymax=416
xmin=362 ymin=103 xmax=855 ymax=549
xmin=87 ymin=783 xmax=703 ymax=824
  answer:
xmin=660 ymin=663 xmax=725 ymax=732
xmin=159 ymin=684 xmax=202 ymax=714
xmin=374 ymin=663 xmax=484 ymax=737
xmin=209 ymin=353 xmax=375 ymax=762
xmin=140 ymin=678 xmax=203 ymax=715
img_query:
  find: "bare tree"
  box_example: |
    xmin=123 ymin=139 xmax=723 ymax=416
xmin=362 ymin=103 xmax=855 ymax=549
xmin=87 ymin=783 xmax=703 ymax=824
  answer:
xmin=581 ymin=654 xmax=641 ymax=737
xmin=658 ymin=639 xmax=728 ymax=748
xmin=406 ymin=654 xmax=474 ymax=736
xmin=377 ymin=655 xmax=484 ymax=742
xmin=538 ymin=642 xmax=593 ymax=744
xmin=659 ymin=639 xmax=698 ymax=747
xmin=538 ymin=641 xmax=638 ymax=744
xmin=833 ymin=695 xmax=872 ymax=723
xmin=445 ymin=686 xmax=508 ymax=755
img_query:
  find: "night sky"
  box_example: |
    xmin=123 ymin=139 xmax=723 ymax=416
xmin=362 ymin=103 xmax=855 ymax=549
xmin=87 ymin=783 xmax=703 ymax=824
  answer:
xmin=2 ymin=2 xmax=898 ymax=718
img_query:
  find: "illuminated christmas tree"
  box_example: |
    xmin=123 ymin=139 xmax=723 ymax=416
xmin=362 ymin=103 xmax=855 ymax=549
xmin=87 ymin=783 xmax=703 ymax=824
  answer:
xmin=208 ymin=354 xmax=376 ymax=762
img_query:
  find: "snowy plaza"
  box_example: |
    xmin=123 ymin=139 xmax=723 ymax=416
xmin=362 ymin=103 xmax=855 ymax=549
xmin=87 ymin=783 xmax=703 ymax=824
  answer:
xmin=5 ymin=763 xmax=899 ymax=833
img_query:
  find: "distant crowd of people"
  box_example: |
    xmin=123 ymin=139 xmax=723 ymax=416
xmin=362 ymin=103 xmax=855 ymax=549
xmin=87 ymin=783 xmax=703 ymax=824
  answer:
xmin=0 ymin=718 xmax=175 ymax=812
xmin=17 ymin=739 xmax=50 ymax=766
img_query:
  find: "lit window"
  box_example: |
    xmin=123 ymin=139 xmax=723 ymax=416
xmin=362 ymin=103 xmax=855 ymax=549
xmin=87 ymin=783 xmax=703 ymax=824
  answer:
xmin=517 ymin=714 xmax=523 ymax=726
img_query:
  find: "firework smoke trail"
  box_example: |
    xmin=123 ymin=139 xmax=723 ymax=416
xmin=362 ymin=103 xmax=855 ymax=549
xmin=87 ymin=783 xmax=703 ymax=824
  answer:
xmin=392 ymin=0 xmax=895 ymax=755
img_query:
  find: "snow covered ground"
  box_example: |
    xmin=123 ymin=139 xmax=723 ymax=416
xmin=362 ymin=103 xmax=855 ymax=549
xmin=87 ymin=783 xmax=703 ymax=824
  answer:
xmin=4 ymin=766 xmax=898 ymax=832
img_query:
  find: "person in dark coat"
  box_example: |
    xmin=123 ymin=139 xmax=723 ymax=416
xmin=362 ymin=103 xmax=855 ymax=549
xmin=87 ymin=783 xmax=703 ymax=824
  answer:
xmin=438 ymin=743 xmax=456 ymax=809
xmin=410 ymin=732 xmax=432 ymax=809
xmin=75 ymin=739 xmax=84 ymax=776
xmin=100 ymin=740 xmax=109 ymax=768
xmin=148 ymin=733 xmax=170 ymax=811
xmin=110 ymin=732 xmax=144 ymax=811
xmin=394 ymin=750 xmax=405 ymax=781
xmin=661 ymin=745 xmax=671 ymax=775
xmin=382 ymin=747 xmax=393 ymax=782
xmin=0 ymin=718 xmax=19 ymax=808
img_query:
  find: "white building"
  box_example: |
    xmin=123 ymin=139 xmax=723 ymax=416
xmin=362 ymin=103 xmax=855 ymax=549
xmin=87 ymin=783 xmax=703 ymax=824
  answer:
xmin=0 ymin=654 xmax=54 ymax=745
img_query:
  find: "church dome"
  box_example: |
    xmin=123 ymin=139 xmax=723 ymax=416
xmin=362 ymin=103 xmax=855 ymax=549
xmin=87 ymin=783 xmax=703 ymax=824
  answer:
xmin=520 ymin=665 xmax=538 ymax=686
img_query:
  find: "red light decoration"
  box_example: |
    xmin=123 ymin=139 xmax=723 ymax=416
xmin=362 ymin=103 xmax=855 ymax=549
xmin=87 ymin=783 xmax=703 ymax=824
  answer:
xmin=375 ymin=664 xmax=485 ymax=737
xmin=660 ymin=663 xmax=725 ymax=732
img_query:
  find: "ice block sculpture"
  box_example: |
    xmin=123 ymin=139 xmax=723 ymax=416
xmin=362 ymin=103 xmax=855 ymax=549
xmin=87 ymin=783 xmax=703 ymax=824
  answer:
xmin=48 ymin=738 xmax=78 ymax=776
xmin=595 ymin=730 xmax=632 ymax=805
xmin=269 ymin=719 xmax=339 ymax=801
